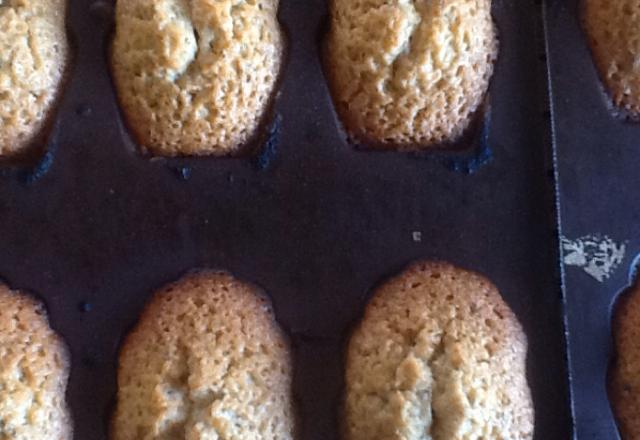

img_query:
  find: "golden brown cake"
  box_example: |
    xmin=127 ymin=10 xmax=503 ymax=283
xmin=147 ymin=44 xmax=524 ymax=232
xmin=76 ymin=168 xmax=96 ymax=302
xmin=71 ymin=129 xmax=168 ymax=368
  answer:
xmin=583 ymin=0 xmax=640 ymax=115
xmin=112 ymin=271 xmax=294 ymax=440
xmin=610 ymin=281 xmax=640 ymax=439
xmin=111 ymin=0 xmax=283 ymax=156
xmin=326 ymin=0 xmax=498 ymax=149
xmin=344 ymin=261 xmax=533 ymax=440
xmin=0 ymin=0 xmax=69 ymax=157
xmin=0 ymin=283 xmax=72 ymax=439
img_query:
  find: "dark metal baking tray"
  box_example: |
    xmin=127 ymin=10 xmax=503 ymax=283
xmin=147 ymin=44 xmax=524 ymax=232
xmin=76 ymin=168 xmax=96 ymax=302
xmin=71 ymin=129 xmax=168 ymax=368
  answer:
xmin=544 ymin=0 xmax=640 ymax=438
xmin=0 ymin=1 xmax=571 ymax=438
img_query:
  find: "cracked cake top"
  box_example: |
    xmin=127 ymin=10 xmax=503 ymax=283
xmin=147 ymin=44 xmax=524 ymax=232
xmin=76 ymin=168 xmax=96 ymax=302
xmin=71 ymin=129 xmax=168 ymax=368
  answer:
xmin=326 ymin=0 xmax=498 ymax=149
xmin=111 ymin=0 xmax=283 ymax=156
xmin=111 ymin=270 xmax=294 ymax=440
xmin=0 ymin=0 xmax=68 ymax=156
xmin=344 ymin=261 xmax=533 ymax=440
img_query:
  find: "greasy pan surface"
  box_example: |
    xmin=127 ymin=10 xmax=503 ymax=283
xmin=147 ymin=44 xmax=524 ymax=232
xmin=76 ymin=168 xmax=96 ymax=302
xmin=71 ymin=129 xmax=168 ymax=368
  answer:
xmin=0 ymin=0 xmax=570 ymax=439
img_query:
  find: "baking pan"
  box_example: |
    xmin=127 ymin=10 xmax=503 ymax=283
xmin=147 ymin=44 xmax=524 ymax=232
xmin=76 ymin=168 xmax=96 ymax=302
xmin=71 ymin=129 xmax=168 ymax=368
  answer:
xmin=544 ymin=0 xmax=640 ymax=438
xmin=0 ymin=0 xmax=571 ymax=439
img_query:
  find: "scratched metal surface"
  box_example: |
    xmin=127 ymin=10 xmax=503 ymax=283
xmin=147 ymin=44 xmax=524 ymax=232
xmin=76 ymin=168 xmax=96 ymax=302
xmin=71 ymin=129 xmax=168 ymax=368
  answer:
xmin=545 ymin=0 xmax=640 ymax=439
xmin=0 ymin=1 xmax=570 ymax=439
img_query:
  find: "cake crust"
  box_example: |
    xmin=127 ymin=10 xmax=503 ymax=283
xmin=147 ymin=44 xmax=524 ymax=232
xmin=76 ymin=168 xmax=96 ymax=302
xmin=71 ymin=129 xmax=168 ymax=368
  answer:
xmin=111 ymin=0 xmax=283 ymax=156
xmin=112 ymin=270 xmax=294 ymax=440
xmin=0 ymin=283 xmax=72 ymax=440
xmin=326 ymin=0 xmax=498 ymax=149
xmin=583 ymin=0 xmax=640 ymax=116
xmin=610 ymin=281 xmax=640 ymax=439
xmin=344 ymin=261 xmax=533 ymax=440
xmin=0 ymin=0 xmax=68 ymax=157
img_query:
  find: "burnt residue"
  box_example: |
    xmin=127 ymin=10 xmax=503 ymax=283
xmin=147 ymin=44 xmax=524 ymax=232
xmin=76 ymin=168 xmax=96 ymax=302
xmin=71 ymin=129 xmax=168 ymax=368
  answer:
xmin=446 ymin=110 xmax=494 ymax=175
xmin=20 ymin=150 xmax=56 ymax=185
xmin=75 ymin=104 xmax=93 ymax=118
xmin=78 ymin=301 xmax=93 ymax=313
xmin=254 ymin=113 xmax=282 ymax=171
xmin=170 ymin=165 xmax=193 ymax=182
